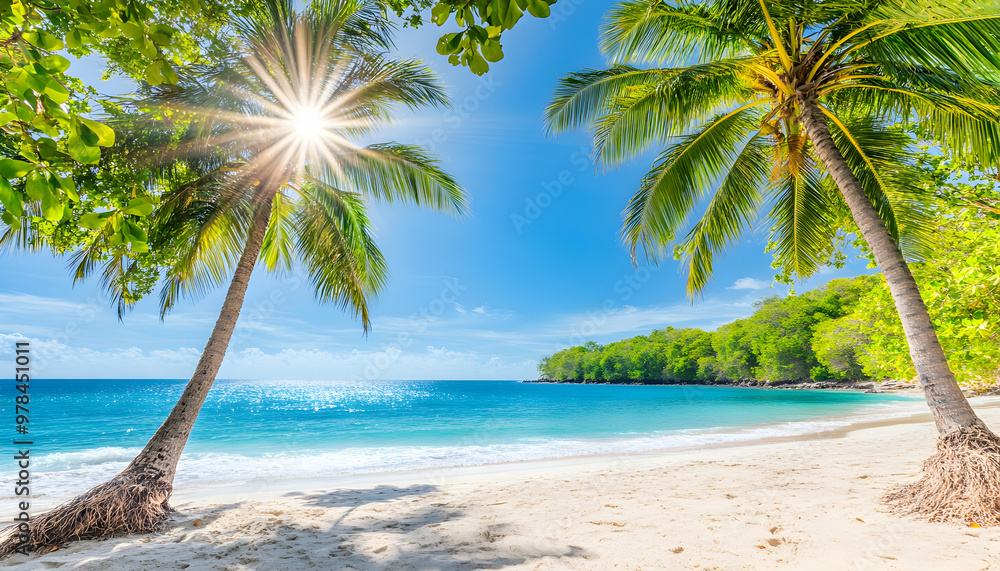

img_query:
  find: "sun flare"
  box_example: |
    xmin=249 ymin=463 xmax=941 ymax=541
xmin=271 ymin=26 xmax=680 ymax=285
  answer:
xmin=289 ymin=107 xmax=326 ymax=142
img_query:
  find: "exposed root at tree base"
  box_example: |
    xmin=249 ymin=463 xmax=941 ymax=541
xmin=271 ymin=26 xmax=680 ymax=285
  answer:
xmin=0 ymin=474 xmax=173 ymax=558
xmin=884 ymin=425 xmax=1000 ymax=525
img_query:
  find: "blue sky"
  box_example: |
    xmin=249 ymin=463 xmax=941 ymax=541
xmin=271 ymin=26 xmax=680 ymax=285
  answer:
xmin=0 ymin=2 xmax=875 ymax=380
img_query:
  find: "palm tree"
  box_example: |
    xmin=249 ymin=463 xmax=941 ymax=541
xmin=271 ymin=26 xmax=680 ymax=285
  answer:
xmin=0 ymin=0 xmax=466 ymax=554
xmin=546 ymin=0 xmax=1000 ymax=523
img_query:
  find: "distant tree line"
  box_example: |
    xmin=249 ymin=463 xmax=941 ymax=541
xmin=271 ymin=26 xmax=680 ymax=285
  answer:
xmin=541 ymin=244 xmax=1000 ymax=389
xmin=539 ymin=276 xmax=881 ymax=384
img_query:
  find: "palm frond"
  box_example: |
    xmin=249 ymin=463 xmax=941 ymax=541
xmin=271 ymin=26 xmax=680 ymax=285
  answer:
xmin=677 ymin=133 xmax=770 ymax=294
xmin=591 ymin=59 xmax=754 ymax=165
xmin=826 ymin=78 xmax=1000 ymax=168
xmin=319 ymin=143 xmax=468 ymax=215
xmin=260 ymin=191 xmax=296 ymax=272
xmin=600 ymin=0 xmax=763 ymax=65
xmin=294 ymin=182 xmax=387 ymax=331
xmin=766 ymin=152 xmax=833 ymax=278
xmin=847 ymin=4 xmax=1000 ymax=83
xmin=622 ymin=103 xmax=764 ymax=260
xmin=546 ymin=66 xmax=676 ymax=134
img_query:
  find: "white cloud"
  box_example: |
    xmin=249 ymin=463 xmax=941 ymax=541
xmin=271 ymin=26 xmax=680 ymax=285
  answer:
xmin=0 ymin=293 xmax=104 ymax=322
xmin=0 ymin=333 xmax=535 ymax=380
xmin=727 ymin=277 xmax=771 ymax=290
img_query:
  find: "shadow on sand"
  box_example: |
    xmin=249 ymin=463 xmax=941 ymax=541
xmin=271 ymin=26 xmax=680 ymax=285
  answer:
xmin=4 ymin=483 xmax=587 ymax=570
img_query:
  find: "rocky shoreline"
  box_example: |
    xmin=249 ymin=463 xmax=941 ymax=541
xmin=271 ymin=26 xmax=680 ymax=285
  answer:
xmin=524 ymin=378 xmax=920 ymax=393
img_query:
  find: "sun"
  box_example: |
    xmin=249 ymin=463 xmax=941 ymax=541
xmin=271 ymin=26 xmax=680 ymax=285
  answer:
xmin=289 ymin=107 xmax=326 ymax=143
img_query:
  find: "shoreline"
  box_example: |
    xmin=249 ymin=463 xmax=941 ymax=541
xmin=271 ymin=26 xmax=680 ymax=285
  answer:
xmin=524 ymin=378 xmax=924 ymax=393
xmin=10 ymin=392 xmax=942 ymax=514
xmin=177 ymin=396 xmax=1000 ymax=506
xmin=10 ymin=396 xmax=1000 ymax=569
xmin=174 ymin=396 xmax=945 ymax=504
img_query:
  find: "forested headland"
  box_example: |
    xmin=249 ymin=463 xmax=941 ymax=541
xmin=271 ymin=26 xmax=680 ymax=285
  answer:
xmin=538 ymin=271 xmax=996 ymax=390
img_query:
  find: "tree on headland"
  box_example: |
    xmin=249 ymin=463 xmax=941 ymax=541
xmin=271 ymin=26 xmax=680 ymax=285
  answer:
xmin=539 ymin=276 xmax=877 ymax=383
xmin=546 ymin=0 xmax=1000 ymax=523
xmin=0 ymin=0 xmax=467 ymax=555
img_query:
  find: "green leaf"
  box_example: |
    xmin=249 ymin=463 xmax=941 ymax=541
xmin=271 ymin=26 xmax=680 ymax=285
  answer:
xmin=24 ymin=170 xmax=48 ymax=200
xmin=79 ymin=211 xmax=110 ymax=229
xmin=161 ymin=61 xmax=178 ymax=84
xmin=144 ymin=60 xmax=164 ymax=85
xmin=68 ymin=131 xmax=101 ymax=164
xmin=42 ymin=78 xmax=69 ymax=104
xmin=431 ymin=3 xmax=450 ymax=25
xmin=482 ymin=38 xmax=504 ymax=62
xmin=123 ymin=219 xmax=147 ymax=243
xmin=497 ymin=0 xmax=523 ymax=29
xmin=0 ymin=177 xmax=23 ymax=217
xmin=65 ymin=28 xmax=83 ymax=49
xmin=121 ymin=196 xmax=154 ymax=216
xmin=37 ymin=180 xmax=62 ymax=220
xmin=13 ymin=100 xmax=34 ymax=122
xmin=467 ymin=48 xmax=489 ymax=75
xmin=41 ymin=54 xmax=70 ymax=73
xmin=436 ymin=33 xmax=463 ymax=56
xmin=22 ymin=30 xmax=63 ymax=51
xmin=76 ymin=120 xmax=100 ymax=146
xmin=525 ymin=0 xmax=550 ymax=18
xmin=50 ymin=173 xmax=78 ymax=201
xmin=148 ymin=23 xmax=175 ymax=46
xmin=133 ymin=36 xmax=158 ymax=59
xmin=79 ymin=117 xmax=115 ymax=146
xmin=119 ymin=22 xmax=144 ymax=40
xmin=0 ymin=158 xmax=35 ymax=178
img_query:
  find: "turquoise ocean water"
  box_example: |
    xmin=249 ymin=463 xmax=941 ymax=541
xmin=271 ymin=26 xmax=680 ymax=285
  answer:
xmin=2 ymin=379 xmax=922 ymax=500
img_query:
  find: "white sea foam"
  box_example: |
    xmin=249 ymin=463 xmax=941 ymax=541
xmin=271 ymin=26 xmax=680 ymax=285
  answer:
xmin=0 ymin=401 xmax=925 ymax=502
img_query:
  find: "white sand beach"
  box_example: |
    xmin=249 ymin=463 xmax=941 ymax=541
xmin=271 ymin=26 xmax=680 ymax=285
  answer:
xmin=7 ymin=398 xmax=1000 ymax=570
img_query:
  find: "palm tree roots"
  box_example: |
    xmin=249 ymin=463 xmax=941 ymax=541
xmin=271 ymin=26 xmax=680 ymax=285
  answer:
xmin=885 ymin=425 xmax=1000 ymax=525
xmin=0 ymin=473 xmax=173 ymax=558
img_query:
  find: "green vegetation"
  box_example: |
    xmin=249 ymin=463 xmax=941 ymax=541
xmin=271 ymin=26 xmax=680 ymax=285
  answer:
xmin=0 ymin=0 xmax=249 ymax=249
xmin=819 ymin=152 xmax=1000 ymax=391
xmin=539 ymin=275 xmax=881 ymax=384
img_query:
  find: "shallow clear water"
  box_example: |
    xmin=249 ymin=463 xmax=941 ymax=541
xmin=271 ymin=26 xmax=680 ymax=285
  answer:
xmin=1 ymin=379 xmax=922 ymax=499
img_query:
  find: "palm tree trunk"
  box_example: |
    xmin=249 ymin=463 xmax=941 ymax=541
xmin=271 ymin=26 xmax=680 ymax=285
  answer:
xmin=120 ymin=186 xmax=278 ymax=487
xmin=799 ymin=97 xmax=1000 ymax=524
xmin=796 ymin=98 xmax=984 ymax=435
xmin=0 ymin=188 xmax=278 ymax=556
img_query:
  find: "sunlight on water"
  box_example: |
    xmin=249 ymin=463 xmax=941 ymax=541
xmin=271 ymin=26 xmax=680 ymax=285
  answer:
xmin=2 ymin=380 xmax=923 ymax=500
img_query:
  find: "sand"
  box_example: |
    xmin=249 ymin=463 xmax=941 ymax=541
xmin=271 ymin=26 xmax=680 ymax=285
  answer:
xmin=7 ymin=398 xmax=1000 ymax=570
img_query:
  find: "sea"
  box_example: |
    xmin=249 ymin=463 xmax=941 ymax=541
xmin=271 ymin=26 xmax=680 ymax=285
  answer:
xmin=1 ymin=379 xmax=924 ymax=502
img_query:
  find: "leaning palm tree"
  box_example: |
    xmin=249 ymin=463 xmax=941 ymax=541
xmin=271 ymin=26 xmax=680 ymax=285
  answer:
xmin=0 ymin=0 xmax=466 ymax=555
xmin=547 ymin=0 xmax=1000 ymax=523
